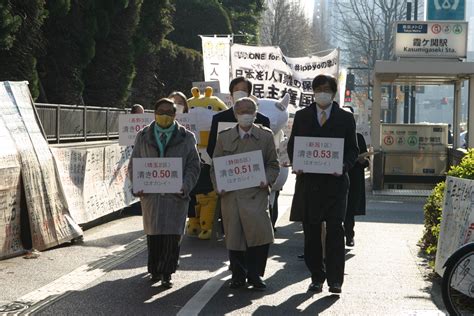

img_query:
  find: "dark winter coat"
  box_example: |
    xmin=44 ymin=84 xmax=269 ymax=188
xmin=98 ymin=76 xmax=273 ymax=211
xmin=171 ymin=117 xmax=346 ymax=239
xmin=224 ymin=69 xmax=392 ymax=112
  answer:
xmin=347 ymin=133 xmax=369 ymax=216
xmin=287 ymin=102 xmax=359 ymax=223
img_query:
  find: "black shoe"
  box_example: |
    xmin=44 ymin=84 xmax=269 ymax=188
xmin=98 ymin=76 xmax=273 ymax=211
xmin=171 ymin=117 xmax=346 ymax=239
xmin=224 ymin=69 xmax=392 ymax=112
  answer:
xmin=229 ymin=278 xmax=246 ymax=289
xmin=297 ymin=254 xmax=305 ymax=260
xmin=161 ymin=274 xmax=173 ymax=288
xmin=346 ymin=238 xmax=355 ymax=247
xmin=247 ymin=276 xmax=267 ymax=291
xmin=150 ymin=273 xmax=161 ymax=282
xmin=329 ymin=283 xmax=342 ymax=294
xmin=308 ymin=282 xmax=323 ymax=293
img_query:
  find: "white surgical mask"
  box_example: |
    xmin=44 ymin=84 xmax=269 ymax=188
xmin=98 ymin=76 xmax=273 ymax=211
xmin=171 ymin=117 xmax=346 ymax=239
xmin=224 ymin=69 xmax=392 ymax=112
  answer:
xmin=236 ymin=114 xmax=255 ymax=128
xmin=232 ymin=91 xmax=248 ymax=103
xmin=314 ymin=92 xmax=333 ymax=107
xmin=175 ymin=104 xmax=185 ymax=114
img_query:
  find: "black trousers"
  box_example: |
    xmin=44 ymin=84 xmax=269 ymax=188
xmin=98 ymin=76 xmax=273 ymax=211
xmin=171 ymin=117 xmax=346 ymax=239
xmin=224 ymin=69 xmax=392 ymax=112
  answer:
xmin=303 ymin=219 xmax=345 ymax=286
xmin=229 ymin=244 xmax=270 ymax=281
xmin=147 ymin=235 xmax=181 ymax=275
xmin=344 ymin=213 xmax=355 ymax=239
xmin=270 ymin=191 xmax=280 ymax=229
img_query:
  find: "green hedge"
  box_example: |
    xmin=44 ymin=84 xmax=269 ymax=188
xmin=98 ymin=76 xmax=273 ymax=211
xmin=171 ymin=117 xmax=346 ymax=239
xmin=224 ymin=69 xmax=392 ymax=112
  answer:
xmin=420 ymin=149 xmax=474 ymax=261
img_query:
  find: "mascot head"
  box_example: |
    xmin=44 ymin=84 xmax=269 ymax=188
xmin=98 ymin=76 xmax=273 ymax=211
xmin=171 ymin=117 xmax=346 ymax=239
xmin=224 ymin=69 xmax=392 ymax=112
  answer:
xmin=257 ymin=94 xmax=290 ymax=134
xmin=187 ymin=87 xmax=228 ymax=112
xmin=186 ymin=87 xmax=227 ymax=150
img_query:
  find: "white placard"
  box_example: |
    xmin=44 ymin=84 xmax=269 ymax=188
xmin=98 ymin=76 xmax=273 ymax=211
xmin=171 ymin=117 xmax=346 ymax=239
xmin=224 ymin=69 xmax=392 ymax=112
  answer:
xmin=133 ymin=158 xmax=183 ymax=193
xmin=213 ymin=150 xmax=266 ymax=192
xmin=395 ymin=21 xmax=467 ymax=58
xmin=176 ymin=112 xmax=200 ymax=143
xmin=119 ymin=114 xmax=154 ymax=146
xmin=292 ymin=136 xmax=344 ymax=174
xmin=214 ymin=92 xmax=232 ymax=108
xmin=435 ymin=176 xmax=474 ymax=281
xmin=201 ymin=35 xmax=231 ymax=92
xmin=357 ymin=124 xmax=371 ymax=146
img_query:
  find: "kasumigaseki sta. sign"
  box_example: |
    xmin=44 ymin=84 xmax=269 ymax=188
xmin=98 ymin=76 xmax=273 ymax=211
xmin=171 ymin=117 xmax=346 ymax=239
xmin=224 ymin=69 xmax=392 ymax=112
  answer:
xmin=395 ymin=21 xmax=467 ymax=59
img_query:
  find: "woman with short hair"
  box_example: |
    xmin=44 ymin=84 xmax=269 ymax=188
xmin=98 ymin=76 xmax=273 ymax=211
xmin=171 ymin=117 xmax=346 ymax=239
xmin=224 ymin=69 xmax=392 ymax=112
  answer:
xmin=129 ymin=98 xmax=200 ymax=288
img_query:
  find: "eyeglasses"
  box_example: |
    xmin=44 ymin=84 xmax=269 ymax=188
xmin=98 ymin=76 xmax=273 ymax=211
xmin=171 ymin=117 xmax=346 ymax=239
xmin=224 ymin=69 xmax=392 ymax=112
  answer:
xmin=155 ymin=111 xmax=175 ymax=116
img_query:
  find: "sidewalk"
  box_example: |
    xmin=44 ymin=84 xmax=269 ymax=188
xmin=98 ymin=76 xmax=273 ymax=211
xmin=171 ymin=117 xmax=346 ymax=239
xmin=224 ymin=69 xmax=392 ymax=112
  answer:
xmin=201 ymin=174 xmax=445 ymax=315
xmin=0 ymin=174 xmax=446 ymax=315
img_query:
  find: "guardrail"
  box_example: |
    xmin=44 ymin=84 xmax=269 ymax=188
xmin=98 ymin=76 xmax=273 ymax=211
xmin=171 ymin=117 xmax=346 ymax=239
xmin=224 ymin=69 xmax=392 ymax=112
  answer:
xmin=35 ymin=103 xmax=152 ymax=144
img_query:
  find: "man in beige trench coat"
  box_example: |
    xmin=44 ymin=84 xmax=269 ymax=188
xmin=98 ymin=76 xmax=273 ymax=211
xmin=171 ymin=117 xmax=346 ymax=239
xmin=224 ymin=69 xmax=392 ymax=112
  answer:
xmin=211 ymin=97 xmax=280 ymax=290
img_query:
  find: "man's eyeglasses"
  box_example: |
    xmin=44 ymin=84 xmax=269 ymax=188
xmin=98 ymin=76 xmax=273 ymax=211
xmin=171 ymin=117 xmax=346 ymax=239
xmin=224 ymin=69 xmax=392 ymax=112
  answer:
xmin=155 ymin=111 xmax=175 ymax=116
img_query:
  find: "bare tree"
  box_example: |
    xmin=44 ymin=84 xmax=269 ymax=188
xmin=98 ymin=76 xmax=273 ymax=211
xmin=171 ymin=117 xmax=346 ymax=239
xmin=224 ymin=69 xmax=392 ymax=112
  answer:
xmin=332 ymin=0 xmax=422 ymax=122
xmin=259 ymin=0 xmax=322 ymax=57
xmin=333 ymin=0 xmax=409 ymax=69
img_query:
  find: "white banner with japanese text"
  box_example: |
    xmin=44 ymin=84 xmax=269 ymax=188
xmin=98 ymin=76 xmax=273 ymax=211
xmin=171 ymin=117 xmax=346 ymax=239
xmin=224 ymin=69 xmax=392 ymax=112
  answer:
xmin=0 ymin=81 xmax=82 ymax=252
xmin=292 ymin=137 xmax=344 ymax=174
xmin=201 ymin=36 xmax=231 ymax=93
xmin=0 ymin=115 xmax=23 ymax=259
xmin=231 ymin=45 xmax=339 ymax=110
xmin=213 ymin=150 xmax=266 ymax=192
xmin=133 ymin=158 xmax=183 ymax=193
xmin=51 ymin=144 xmax=137 ymax=224
xmin=435 ymin=176 xmax=474 ymax=283
xmin=119 ymin=113 xmax=154 ymax=146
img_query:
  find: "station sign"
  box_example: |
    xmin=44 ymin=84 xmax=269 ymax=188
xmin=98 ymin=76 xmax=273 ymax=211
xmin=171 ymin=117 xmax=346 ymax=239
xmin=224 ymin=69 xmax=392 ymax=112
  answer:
xmin=395 ymin=21 xmax=467 ymax=59
xmin=380 ymin=123 xmax=448 ymax=152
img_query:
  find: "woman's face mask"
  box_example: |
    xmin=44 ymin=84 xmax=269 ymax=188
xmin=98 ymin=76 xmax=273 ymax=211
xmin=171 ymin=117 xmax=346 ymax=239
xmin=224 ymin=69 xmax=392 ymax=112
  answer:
xmin=155 ymin=114 xmax=175 ymax=128
xmin=175 ymin=104 xmax=185 ymax=114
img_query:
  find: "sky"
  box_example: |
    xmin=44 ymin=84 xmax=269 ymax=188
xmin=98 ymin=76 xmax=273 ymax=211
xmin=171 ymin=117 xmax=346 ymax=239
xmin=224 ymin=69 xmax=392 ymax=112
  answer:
xmin=297 ymin=0 xmax=315 ymax=21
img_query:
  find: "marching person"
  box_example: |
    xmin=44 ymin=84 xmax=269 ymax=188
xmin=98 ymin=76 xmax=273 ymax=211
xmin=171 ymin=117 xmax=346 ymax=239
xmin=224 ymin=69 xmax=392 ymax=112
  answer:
xmin=211 ymin=97 xmax=280 ymax=290
xmin=342 ymin=106 xmax=369 ymax=247
xmin=287 ymin=74 xmax=358 ymax=294
xmin=129 ymin=98 xmax=200 ymax=288
xmin=206 ymin=76 xmax=270 ymax=159
xmin=131 ymin=103 xmax=145 ymax=114
xmin=206 ymin=77 xmax=271 ymax=238
xmin=168 ymin=91 xmax=189 ymax=114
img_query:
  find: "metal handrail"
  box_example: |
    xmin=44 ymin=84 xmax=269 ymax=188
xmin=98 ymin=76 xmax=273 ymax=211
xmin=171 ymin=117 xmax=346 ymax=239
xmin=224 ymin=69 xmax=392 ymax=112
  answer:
xmin=35 ymin=103 xmax=152 ymax=144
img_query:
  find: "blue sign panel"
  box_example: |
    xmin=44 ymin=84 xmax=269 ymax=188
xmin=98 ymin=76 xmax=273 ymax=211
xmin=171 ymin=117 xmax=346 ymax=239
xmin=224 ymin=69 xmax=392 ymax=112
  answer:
xmin=397 ymin=23 xmax=428 ymax=33
xmin=427 ymin=0 xmax=465 ymax=21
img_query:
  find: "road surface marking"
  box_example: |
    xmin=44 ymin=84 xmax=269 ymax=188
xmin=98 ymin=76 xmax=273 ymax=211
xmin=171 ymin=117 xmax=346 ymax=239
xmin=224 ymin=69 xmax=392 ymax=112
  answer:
xmin=176 ymin=265 xmax=231 ymax=316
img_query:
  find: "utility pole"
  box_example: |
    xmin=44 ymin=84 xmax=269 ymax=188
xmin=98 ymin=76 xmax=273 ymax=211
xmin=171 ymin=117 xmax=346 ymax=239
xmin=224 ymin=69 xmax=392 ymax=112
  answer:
xmin=403 ymin=1 xmax=412 ymax=124
xmin=403 ymin=0 xmax=418 ymax=124
xmin=410 ymin=0 xmax=418 ymax=123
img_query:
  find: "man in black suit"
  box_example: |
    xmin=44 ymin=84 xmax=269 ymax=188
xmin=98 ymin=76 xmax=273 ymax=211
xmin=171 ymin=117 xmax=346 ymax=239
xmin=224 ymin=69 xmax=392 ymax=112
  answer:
xmin=287 ymin=74 xmax=358 ymax=295
xmin=206 ymin=77 xmax=270 ymax=158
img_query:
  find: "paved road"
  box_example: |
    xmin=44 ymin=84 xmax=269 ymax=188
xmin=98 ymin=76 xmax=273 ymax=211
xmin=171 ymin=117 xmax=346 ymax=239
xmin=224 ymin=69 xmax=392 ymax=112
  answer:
xmin=0 ymin=175 xmax=446 ymax=315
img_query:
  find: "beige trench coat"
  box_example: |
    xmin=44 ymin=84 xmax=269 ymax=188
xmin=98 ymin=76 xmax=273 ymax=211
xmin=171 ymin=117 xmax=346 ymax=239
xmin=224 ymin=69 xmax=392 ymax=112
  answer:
xmin=211 ymin=124 xmax=280 ymax=251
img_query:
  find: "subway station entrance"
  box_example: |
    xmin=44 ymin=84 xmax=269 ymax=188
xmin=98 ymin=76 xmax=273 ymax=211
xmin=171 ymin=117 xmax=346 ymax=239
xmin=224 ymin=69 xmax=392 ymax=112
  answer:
xmin=371 ymin=60 xmax=474 ymax=191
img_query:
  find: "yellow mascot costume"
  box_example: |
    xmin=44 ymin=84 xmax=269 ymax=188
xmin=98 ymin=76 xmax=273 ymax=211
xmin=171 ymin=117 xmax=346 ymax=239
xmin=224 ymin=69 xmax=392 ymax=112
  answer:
xmin=186 ymin=86 xmax=226 ymax=240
